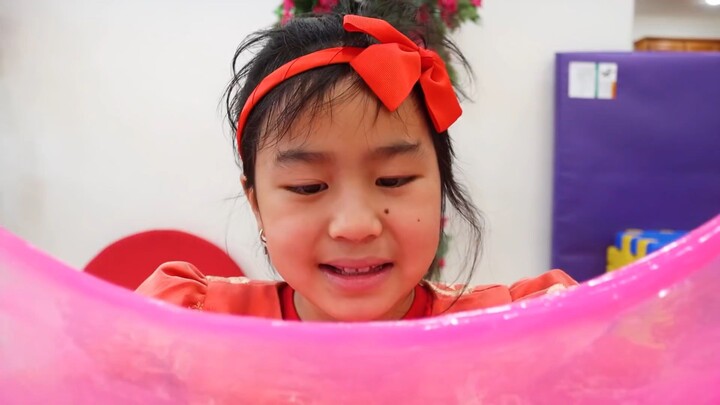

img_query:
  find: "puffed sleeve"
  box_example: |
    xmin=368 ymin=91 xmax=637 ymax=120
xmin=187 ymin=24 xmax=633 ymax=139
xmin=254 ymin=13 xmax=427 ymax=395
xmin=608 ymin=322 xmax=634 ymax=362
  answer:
xmin=509 ymin=269 xmax=578 ymax=301
xmin=135 ymin=261 xmax=208 ymax=310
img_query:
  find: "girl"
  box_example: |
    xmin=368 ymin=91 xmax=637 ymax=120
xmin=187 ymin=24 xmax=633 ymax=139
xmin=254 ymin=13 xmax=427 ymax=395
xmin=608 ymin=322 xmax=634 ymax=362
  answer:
xmin=136 ymin=2 xmax=576 ymax=322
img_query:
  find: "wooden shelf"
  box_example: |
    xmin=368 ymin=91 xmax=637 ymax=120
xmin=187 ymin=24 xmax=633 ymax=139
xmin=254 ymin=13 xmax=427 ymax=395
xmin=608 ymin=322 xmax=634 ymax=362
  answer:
xmin=635 ymin=37 xmax=720 ymax=52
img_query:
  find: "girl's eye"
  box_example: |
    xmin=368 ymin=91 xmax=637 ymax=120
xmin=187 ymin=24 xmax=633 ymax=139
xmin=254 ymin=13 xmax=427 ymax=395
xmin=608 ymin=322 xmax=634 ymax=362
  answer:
xmin=286 ymin=183 xmax=328 ymax=195
xmin=376 ymin=176 xmax=416 ymax=188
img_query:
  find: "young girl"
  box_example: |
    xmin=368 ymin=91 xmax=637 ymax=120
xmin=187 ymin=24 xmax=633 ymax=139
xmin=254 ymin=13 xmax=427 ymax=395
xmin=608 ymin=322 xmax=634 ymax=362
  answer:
xmin=136 ymin=2 xmax=576 ymax=322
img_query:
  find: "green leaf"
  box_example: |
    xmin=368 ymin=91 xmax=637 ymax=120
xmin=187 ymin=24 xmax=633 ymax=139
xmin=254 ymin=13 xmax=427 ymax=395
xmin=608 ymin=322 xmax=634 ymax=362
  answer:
xmin=457 ymin=0 xmax=480 ymax=23
xmin=294 ymin=0 xmax=316 ymax=14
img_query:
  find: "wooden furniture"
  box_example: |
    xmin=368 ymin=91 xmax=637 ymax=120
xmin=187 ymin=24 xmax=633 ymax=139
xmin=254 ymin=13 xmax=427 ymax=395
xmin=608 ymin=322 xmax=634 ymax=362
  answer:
xmin=635 ymin=37 xmax=720 ymax=52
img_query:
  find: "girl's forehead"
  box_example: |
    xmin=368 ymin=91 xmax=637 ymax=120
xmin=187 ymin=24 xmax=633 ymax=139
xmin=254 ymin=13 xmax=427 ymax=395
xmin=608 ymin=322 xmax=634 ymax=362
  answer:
xmin=269 ymin=88 xmax=430 ymax=151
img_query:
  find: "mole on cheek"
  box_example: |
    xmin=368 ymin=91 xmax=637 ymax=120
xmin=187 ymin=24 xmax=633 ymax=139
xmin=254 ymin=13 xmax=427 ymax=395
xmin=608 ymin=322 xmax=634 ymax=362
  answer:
xmin=384 ymin=209 xmax=389 ymax=214
xmin=417 ymin=218 xmax=421 ymax=222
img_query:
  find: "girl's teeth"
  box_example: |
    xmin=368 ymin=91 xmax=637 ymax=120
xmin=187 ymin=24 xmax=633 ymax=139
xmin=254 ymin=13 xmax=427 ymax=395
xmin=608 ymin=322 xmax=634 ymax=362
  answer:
xmin=340 ymin=266 xmax=370 ymax=273
xmin=333 ymin=265 xmax=384 ymax=274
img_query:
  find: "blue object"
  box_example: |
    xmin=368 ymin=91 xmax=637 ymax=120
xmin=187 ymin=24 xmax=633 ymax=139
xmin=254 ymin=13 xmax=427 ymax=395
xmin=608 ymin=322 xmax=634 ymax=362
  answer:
xmin=615 ymin=230 xmax=687 ymax=256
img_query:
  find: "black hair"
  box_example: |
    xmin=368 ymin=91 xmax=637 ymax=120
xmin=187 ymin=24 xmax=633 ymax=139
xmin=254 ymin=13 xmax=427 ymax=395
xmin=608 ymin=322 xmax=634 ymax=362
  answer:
xmin=224 ymin=0 xmax=483 ymax=288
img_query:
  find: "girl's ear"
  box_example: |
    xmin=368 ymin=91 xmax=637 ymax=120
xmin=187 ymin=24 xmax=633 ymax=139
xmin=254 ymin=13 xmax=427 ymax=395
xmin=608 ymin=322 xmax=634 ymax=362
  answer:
xmin=241 ymin=176 xmax=263 ymax=229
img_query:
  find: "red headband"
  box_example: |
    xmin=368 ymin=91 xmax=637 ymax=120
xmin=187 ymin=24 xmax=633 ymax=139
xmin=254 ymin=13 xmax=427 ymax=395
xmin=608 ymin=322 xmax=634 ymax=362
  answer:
xmin=235 ymin=14 xmax=462 ymax=157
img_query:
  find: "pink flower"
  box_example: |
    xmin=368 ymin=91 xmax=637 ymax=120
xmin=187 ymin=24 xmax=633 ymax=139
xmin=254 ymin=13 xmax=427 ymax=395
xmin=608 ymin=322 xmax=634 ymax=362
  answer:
xmin=282 ymin=0 xmax=294 ymax=25
xmin=313 ymin=0 xmax=338 ymax=13
xmin=438 ymin=0 xmax=458 ymax=26
xmin=438 ymin=0 xmax=458 ymax=13
xmin=438 ymin=258 xmax=446 ymax=269
xmin=471 ymin=0 xmax=482 ymax=6
xmin=281 ymin=10 xmax=293 ymax=25
xmin=416 ymin=4 xmax=430 ymax=24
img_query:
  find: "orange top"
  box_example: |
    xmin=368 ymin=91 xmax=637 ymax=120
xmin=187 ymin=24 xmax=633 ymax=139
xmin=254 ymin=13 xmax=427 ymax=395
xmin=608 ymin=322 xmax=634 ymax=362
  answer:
xmin=136 ymin=262 xmax=577 ymax=320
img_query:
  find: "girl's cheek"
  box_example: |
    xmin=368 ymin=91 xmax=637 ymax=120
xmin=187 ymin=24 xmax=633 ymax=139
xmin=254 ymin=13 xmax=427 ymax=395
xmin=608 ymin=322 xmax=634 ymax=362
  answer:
xmin=388 ymin=200 xmax=441 ymax=245
xmin=265 ymin=202 xmax=323 ymax=245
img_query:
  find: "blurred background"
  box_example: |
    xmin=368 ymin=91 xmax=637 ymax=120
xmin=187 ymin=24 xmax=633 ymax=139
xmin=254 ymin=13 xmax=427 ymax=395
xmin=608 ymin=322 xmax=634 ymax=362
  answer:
xmin=1 ymin=0 xmax=718 ymax=288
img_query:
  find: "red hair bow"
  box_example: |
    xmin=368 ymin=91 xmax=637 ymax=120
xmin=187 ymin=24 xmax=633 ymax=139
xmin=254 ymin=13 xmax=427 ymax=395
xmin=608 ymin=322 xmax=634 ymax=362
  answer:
xmin=236 ymin=15 xmax=462 ymax=157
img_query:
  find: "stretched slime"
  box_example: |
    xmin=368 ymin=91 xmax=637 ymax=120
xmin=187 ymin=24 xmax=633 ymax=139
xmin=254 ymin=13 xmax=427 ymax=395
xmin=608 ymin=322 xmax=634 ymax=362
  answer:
xmin=1 ymin=215 xmax=719 ymax=403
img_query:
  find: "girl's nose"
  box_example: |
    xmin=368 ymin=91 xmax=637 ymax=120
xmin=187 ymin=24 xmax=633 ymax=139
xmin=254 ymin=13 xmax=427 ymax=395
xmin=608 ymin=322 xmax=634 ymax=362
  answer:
xmin=327 ymin=192 xmax=382 ymax=243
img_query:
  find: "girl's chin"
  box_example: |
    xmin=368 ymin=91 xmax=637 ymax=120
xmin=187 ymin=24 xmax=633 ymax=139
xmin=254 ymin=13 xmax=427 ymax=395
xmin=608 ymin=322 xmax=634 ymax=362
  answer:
xmin=316 ymin=296 xmax=411 ymax=322
xmin=323 ymin=310 xmax=393 ymax=322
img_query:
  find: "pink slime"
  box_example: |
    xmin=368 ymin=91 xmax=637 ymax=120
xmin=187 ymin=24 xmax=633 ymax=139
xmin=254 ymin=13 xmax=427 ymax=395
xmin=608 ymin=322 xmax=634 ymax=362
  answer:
xmin=1 ymin=215 xmax=719 ymax=403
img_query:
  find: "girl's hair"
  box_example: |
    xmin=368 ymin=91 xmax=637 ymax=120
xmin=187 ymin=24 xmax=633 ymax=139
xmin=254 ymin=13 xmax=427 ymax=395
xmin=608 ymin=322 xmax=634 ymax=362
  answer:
xmin=224 ymin=0 xmax=483 ymax=286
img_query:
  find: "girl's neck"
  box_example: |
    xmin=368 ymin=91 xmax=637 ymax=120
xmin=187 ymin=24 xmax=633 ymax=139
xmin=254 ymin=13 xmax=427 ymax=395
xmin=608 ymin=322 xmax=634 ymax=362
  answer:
xmin=293 ymin=289 xmax=416 ymax=322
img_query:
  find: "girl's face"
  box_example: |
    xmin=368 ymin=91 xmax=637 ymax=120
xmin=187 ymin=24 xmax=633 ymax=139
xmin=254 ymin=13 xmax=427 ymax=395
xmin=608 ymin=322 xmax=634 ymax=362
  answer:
xmin=248 ymin=84 xmax=442 ymax=322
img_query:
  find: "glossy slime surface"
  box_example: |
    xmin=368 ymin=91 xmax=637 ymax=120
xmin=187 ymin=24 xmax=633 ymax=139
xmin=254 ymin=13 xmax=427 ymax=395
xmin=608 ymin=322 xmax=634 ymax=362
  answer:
xmin=1 ymin=215 xmax=719 ymax=404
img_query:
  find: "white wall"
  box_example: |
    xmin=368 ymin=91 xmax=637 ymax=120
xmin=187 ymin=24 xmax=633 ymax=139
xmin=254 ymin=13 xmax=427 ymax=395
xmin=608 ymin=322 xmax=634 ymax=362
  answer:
xmin=634 ymin=14 xmax=720 ymax=40
xmin=0 ymin=0 xmax=273 ymax=276
xmin=445 ymin=0 xmax=634 ymax=284
xmin=0 ymin=0 xmax=634 ymax=285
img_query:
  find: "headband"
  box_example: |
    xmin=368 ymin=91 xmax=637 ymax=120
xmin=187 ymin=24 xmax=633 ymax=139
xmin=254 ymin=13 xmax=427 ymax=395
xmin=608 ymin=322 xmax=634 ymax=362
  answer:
xmin=236 ymin=14 xmax=462 ymax=157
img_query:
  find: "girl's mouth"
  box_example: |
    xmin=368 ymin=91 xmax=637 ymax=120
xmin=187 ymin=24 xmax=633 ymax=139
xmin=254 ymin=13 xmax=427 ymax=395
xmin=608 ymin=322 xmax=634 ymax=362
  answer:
xmin=319 ymin=263 xmax=392 ymax=276
xmin=318 ymin=260 xmax=394 ymax=292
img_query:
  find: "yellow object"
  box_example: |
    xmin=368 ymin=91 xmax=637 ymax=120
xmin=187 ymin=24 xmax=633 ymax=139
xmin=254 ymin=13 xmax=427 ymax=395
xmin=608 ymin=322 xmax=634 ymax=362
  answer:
xmin=606 ymin=228 xmax=687 ymax=273
xmin=606 ymin=230 xmax=655 ymax=272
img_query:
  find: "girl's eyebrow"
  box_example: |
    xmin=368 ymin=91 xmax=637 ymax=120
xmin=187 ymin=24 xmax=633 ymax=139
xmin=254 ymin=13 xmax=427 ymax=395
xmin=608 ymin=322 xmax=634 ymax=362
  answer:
xmin=275 ymin=141 xmax=422 ymax=166
xmin=275 ymin=149 xmax=329 ymax=166
xmin=370 ymin=141 xmax=421 ymax=160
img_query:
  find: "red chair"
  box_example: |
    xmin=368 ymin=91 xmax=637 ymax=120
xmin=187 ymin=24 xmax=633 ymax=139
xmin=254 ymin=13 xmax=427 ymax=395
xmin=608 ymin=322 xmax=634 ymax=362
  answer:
xmin=84 ymin=229 xmax=244 ymax=290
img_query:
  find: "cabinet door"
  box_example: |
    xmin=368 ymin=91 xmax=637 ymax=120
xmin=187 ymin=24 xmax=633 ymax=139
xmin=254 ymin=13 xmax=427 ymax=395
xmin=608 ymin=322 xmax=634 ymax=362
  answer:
xmin=685 ymin=41 xmax=720 ymax=52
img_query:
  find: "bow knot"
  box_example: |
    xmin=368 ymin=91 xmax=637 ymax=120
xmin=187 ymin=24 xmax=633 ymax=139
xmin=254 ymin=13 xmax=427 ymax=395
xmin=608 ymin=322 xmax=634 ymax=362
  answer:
xmin=419 ymin=53 xmax=437 ymax=70
xmin=343 ymin=15 xmax=462 ymax=133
